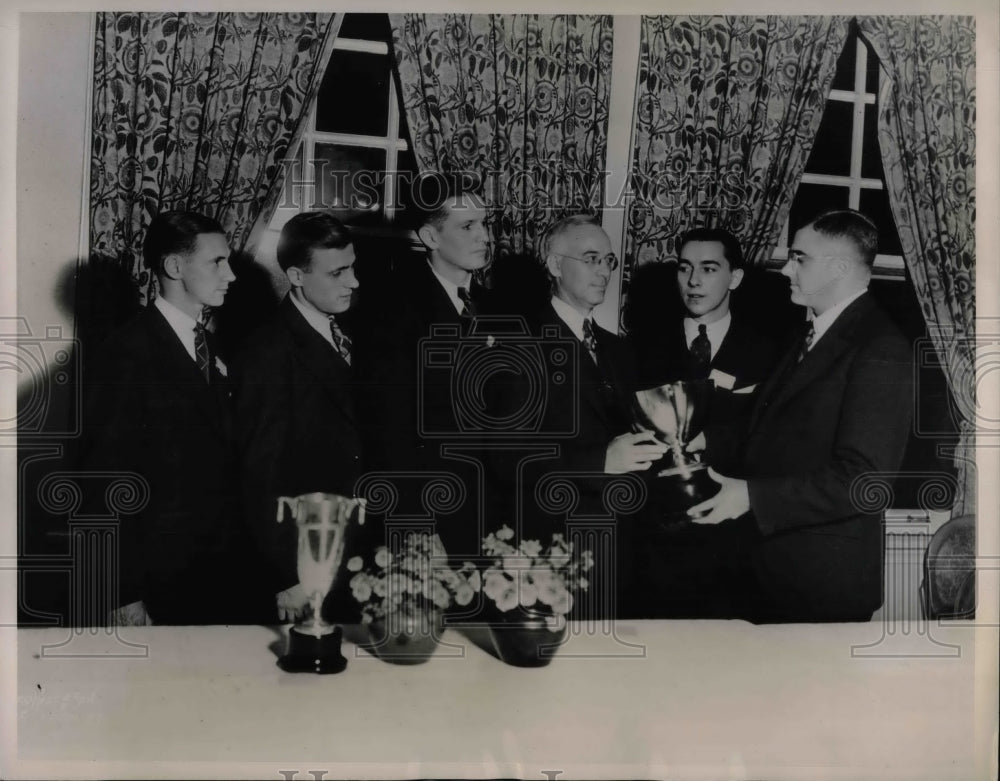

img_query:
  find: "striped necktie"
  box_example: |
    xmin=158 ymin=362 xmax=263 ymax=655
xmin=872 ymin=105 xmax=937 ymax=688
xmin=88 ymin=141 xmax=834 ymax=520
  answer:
xmin=193 ymin=322 xmax=211 ymax=383
xmin=329 ymin=316 xmax=352 ymax=365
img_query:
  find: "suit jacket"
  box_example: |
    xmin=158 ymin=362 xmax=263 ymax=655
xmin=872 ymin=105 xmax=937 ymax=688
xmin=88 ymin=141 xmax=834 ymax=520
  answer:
xmin=740 ymin=293 xmax=913 ymax=622
xmin=78 ymin=305 xmax=268 ymax=624
xmin=634 ymin=315 xmax=781 ymax=475
xmin=352 ymin=260 xmax=498 ymax=557
xmin=232 ymin=296 xmax=364 ymax=595
xmin=487 ymin=302 xmax=638 ymax=533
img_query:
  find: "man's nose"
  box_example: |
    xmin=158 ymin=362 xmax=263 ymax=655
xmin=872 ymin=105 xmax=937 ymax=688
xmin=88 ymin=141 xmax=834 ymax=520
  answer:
xmin=221 ymin=260 xmax=236 ymax=282
xmin=779 ymin=261 xmax=794 ymax=279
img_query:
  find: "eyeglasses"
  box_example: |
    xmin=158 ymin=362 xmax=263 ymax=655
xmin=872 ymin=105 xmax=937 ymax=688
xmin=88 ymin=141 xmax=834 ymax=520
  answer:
xmin=554 ymin=252 xmax=620 ymax=271
xmin=786 ymin=249 xmax=847 ymax=263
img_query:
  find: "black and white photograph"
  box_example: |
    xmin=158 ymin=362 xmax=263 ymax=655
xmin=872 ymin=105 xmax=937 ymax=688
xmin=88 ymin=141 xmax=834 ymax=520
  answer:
xmin=1 ymin=2 xmax=997 ymax=779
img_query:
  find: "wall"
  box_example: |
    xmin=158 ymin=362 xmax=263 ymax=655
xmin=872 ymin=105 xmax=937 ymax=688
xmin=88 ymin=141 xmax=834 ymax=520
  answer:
xmin=15 ymin=13 xmax=92 ymax=424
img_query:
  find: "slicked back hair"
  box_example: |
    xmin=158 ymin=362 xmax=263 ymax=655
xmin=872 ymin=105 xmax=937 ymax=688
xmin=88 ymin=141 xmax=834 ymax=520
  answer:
xmin=677 ymin=227 xmax=745 ymax=270
xmin=806 ymin=209 xmax=879 ymax=267
xmin=142 ymin=210 xmax=226 ymax=275
xmin=277 ymin=211 xmax=352 ymax=272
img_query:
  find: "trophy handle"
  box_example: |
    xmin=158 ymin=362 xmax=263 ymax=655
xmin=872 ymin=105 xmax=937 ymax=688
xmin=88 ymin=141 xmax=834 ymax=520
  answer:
xmin=276 ymin=496 xmax=298 ymax=524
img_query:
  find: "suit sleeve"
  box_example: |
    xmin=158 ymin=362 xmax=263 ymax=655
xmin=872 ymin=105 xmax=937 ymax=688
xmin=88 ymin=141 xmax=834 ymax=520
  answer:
xmin=748 ymin=331 xmax=913 ymax=535
xmin=78 ymin=339 xmax=148 ymax=608
xmin=232 ymin=342 xmax=298 ymax=592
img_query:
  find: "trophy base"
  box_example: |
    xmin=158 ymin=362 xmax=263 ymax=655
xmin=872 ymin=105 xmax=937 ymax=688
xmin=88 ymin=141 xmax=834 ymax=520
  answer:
xmin=651 ymin=462 xmax=720 ymax=531
xmin=277 ymin=625 xmax=347 ymax=674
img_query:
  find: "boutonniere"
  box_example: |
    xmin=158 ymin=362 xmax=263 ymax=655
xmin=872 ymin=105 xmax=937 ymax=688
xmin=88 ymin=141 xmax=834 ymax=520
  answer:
xmin=214 ymin=356 xmax=228 ymax=377
xmin=485 ymin=335 xmax=496 ymax=348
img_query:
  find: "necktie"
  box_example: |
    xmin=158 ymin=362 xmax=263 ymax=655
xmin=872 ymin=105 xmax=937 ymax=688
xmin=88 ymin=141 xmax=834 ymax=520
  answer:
xmin=193 ymin=322 xmax=211 ymax=383
xmin=457 ymin=287 xmax=476 ymax=318
xmin=582 ymin=318 xmax=600 ymax=367
xmin=690 ymin=323 xmax=712 ymax=378
xmin=798 ymin=321 xmax=815 ymax=363
xmin=329 ymin=317 xmax=352 ymax=365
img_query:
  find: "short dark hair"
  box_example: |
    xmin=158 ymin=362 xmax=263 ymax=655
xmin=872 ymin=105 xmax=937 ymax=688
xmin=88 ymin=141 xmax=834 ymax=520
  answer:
xmin=142 ymin=210 xmax=226 ymax=275
xmin=677 ymin=227 xmax=745 ymax=270
xmin=540 ymin=213 xmax=602 ymax=263
xmin=277 ymin=211 xmax=352 ymax=272
xmin=806 ymin=209 xmax=879 ymax=266
xmin=412 ymin=171 xmax=484 ymax=231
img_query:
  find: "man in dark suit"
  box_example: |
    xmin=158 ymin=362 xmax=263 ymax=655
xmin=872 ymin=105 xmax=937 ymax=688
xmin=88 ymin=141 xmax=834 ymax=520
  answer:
xmin=632 ymin=228 xmax=780 ymax=618
xmin=353 ymin=177 xmax=496 ymax=556
xmin=639 ymin=228 xmax=779 ymax=417
xmin=232 ymin=212 xmax=363 ymax=623
xmin=690 ymin=209 xmax=914 ymax=622
xmin=492 ymin=214 xmax=666 ymax=618
xmin=79 ymin=210 xmax=270 ymax=625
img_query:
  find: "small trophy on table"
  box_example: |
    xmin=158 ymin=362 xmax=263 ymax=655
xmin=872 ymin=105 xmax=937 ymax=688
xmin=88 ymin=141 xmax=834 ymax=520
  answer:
xmin=275 ymin=492 xmax=366 ymax=674
xmin=633 ymin=381 xmax=719 ymax=527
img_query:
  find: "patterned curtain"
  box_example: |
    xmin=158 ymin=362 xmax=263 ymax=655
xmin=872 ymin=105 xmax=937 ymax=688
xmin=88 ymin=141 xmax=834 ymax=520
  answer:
xmin=390 ymin=14 xmax=613 ymax=258
xmin=858 ymin=16 xmax=977 ymax=516
xmin=622 ymin=16 xmax=849 ymax=306
xmin=89 ymin=12 xmax=341 ymax=305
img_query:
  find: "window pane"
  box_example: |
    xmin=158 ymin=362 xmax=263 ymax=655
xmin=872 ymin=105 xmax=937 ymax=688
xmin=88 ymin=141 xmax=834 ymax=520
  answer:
xmin=311 ymin=143 xmax=386 ymax=222
xmin=391 ymin=144 xmax=422 ymax=227
xmin=788 ymin=184 xmax=850 ymax=236
xmin=803 ymin=100 xmax=853 ymax=177
xmin=859 ymin=187 xmax=903 ymax=256
xmin=316 ymin=49 xmax=390 ymax=136
xmin=278 ymin=142 xmax=302 ymax=211
xmin=861 ymin=104 xmax=885 ymax=180
xmin=339 ymin=13 xmax=391 ymax=42
xmin=830 ymin=29 xmax=858 ymax=91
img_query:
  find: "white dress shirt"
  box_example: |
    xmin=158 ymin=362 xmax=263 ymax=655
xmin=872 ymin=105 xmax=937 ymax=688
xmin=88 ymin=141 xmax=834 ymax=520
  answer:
xmin=289 ymin=292 xmax=336 ymax=348
xmin=428 ymin=261 xmax=468 ymax=315
xmin=683 ymin=311 xmax=732 ymax=362
xmin=550 ymin=295 xmax=593 ymax=342
xmin=154 ymin=296 xmax=200 ymax=363
xmin=809 ymin=288 xmax=868 ymax=351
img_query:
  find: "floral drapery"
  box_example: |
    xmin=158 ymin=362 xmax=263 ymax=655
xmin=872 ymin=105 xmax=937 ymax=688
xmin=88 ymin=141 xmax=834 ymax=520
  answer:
xmin=858 ymin=16 xmax=977 ymax=516
xmin=622 ymin=16 xmax=849 ymax=303
xmin=390 ymin=14 xmax=614 ymax=258
xmin=90 ymin=12 xmax=341 ymax=304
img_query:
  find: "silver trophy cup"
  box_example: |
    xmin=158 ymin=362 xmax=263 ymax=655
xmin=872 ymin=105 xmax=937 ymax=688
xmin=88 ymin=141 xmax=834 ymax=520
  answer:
xmin=634 ymin=381 xmax=719 ymax=524
xmin=275 ymin=492 xmax=366 ymax=674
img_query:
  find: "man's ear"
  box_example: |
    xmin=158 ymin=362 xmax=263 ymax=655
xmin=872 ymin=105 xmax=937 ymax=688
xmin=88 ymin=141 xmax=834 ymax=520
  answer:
xmin=417 ymin=223 xmax=438 ymax=251
xmin=728 ymin=268 xmax=745 ymax=291
xmin=285 ymin=265 xmax=304 ymax=288
xmin=162 ymin=253 xmax=185 ymax=280
xmin=545 ymin=254 xmax=562 ymax=280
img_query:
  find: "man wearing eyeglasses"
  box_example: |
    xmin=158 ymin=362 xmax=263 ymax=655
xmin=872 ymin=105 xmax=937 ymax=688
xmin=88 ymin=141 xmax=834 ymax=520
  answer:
xmin=488 ymin=214 xmax=666 ymax=619
xmin=687 ymin=209 xmax=913 ymax=623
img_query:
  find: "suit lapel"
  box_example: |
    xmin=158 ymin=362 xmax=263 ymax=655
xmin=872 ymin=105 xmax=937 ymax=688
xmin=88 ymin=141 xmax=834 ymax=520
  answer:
xmin=145 ymin=306 xmax=229 ymax=439
xmin=542 ymin=304 xmax=613 ymax=428
xmin=280 ymin=298 xmax=359 ymax=428
xmin=751 ymin=295 xmax=874 ymax=429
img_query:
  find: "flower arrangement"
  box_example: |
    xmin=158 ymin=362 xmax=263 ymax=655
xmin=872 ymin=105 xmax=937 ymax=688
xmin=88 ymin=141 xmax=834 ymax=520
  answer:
xmin=346 ymin=532 xmax=480 ymax=626
xmin=481 ymin=525 xmax=594 ymax=630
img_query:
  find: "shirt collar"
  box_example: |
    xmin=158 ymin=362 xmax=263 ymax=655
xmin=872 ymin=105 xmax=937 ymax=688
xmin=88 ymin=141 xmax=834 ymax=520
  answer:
xmin=683 ymin=311 xmax=731 ymax=360
xmin=550 ymin=295 xmax=591 ymax=342
xmin=427 ymin=260 xmax=467 ymax=315
xmin=154 ymin=296 xmax=201 ymax=362
xmin=289 ymin=291 xmax=336 ymax=347
xmin=809 ymin=288 xmax=868 ymax=349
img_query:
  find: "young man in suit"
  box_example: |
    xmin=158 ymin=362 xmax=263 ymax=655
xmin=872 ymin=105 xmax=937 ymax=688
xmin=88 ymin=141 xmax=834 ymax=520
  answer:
xmin=632 ymin=229 xmax=781 ymax=618
xmin=79 ymin=210 xmax=270 ymax=625
xmin=353 ymin=176 xmax=496 ymax=557
xmin=232 ymin=212 xmax=363 ymax=623
xmin=690 ymin=209 xmax=914 ymax=622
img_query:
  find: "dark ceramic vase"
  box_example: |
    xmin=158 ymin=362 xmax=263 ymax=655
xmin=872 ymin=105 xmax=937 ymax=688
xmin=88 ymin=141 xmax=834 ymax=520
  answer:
xmin=488 ymin=604 xmax=568 ymax=667
xmin=366 ymin=607 xmax=442 ymax=665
